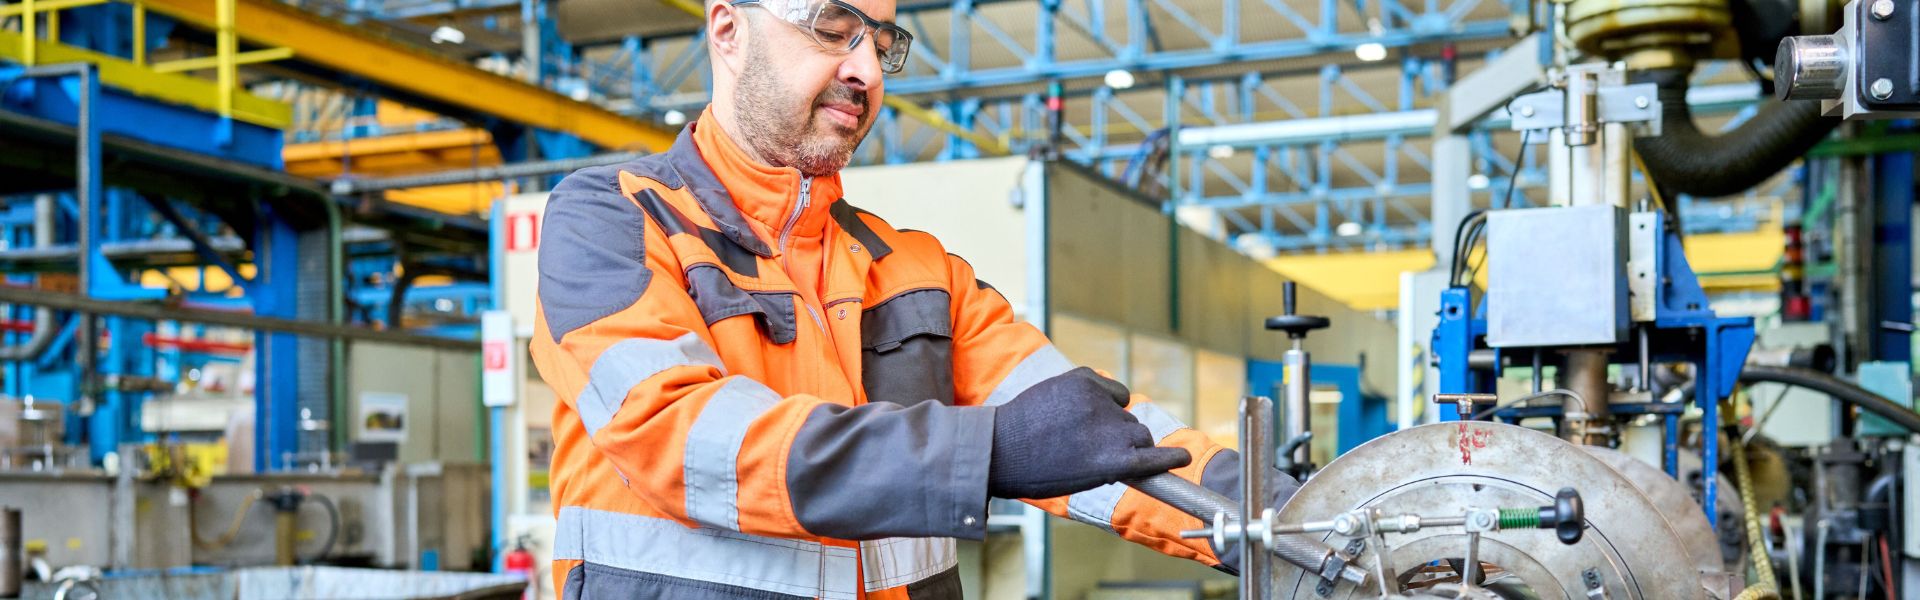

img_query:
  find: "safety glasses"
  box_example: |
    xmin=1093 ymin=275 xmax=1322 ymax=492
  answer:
xmin=729 ymin=0 xmax=913 ymax=74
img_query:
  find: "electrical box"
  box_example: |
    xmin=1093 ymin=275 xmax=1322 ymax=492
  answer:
xmin=1485 ymin=205 xmax=1628 ymax=348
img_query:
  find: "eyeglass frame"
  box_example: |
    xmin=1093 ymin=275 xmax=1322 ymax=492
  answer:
xmin=727 ymin=0 xmax=913 ymax=74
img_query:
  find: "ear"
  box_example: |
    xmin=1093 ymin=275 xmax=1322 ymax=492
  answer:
xmin=708 ymin=1 xmax=747 ymax=76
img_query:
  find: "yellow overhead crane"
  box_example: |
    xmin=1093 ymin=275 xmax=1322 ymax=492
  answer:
xmin=139 ymin=0 xmax=678 ymax=151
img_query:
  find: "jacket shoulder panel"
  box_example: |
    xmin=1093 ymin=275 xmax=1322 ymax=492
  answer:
xmin=538 ymin=163 xmax=655 ymax=343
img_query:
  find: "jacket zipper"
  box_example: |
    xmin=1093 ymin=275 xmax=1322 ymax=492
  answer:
xmin=778 ymin=176 xmax=812 ymax=256
xmin=778 ymin=177 xmax=829 ymax=333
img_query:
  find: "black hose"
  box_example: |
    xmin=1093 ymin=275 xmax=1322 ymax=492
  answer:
xmin=301 ymin=493 xmax=340 ymax=565
xmin=1631 ymin=68 xmax=1841 ymax=198
xmin=1738 ymin=365 xmax=1920 ymax=433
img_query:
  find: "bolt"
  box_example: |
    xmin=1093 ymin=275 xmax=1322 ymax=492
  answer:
xmin=1872 ymin=78 xmax=1895 ymax=100
xmin=1519 ymin=104 xmax=1535 ymax=117
xmin=1872 ymin=0 xmax=1895 ymax=20
xmin=1634 ymin=96 xmax=1649 ymax=109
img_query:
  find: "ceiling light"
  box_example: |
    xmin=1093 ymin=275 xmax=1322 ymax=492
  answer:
xmin=1104 ymin=69 xmax=1136 ymax=90
xmin=663 ymin=110 xmax=688 ymax=126
xmin=1468 ymin=173 xmax=1490 ymax=190
xmin=1336 ymin=221 xmax=1364 ymax=237
xmin=1207 ymin=144 xmax=1235 ymax=159
xmin=1355 ymin=42 xmax=1387 ymax=62
xmin=430 ymin=25 xmax=465 ymax=45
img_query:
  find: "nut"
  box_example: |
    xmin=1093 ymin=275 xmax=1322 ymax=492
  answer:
xmin=1872 ymin=78 xmax=1895 ymax=100
xmin=1872 ymin=0 xmax=1895 ymax=20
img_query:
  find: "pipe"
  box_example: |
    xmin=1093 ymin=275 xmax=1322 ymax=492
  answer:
xmin=1632 ymin=67 xmax=1841 ymax=198
xmin=1559 ymin=349 xmax=1613 ymax=444
xmin=1738 ymin=365 xmax=1920 ymax=433
xmin=0 ymin=196 xmax=59 ymax=362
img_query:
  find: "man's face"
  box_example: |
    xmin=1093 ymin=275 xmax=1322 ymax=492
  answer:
xmin=732 ymin=0 xmax=893 ymax=177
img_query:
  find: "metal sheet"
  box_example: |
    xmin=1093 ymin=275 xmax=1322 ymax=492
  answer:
xmin=1269 ymin=422 xmax=1704 ymax=599
xmin=1486 ymin=206 xmax=1628 ymax=348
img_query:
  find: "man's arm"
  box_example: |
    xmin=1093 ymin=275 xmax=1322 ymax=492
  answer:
xmin=530 ymin=169 xmax=993 ymax=541
xmin=941 ymin=250 xmax=1297 ymax=572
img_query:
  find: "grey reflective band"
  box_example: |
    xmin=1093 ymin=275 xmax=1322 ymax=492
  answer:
xmin=859 ymin=537 xmax=958 ymax=591
xmin=684 ymin=377 xmax=784 ymax=530
xmin=984 ymin=345 xmax=1074 ymax=407
xmin=1129 ymin=402 xmax=1185 ymax=444
xmin=579 ymin=334 xmax=726 ymax=436
xmin=1064 ymin=483 xmax=1127 ymax=532
xmin=553 ymin=506 xmax=859 ymax=599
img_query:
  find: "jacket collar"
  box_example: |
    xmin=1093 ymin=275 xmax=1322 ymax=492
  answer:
xmin=668 ymin=108 xmax=843 ymax=256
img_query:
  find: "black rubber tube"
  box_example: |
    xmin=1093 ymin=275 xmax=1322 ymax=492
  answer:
xmin=1738 ymin=365 xmax=1920 ymax=433
xmin=1631 ymin=68 xmax=1841 ymax=198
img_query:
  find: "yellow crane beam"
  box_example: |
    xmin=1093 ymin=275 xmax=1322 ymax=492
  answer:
xmin=138 ymin=0 xmax=677 ymax=151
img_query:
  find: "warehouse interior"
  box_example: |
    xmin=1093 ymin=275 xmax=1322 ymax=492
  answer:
xmin=0 ymin=0 xmax=1917 ymax=595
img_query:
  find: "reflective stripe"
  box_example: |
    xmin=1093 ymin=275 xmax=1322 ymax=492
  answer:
xmin=684 ymin=377 xmax=783 ymax=530
xmin=1129 ymin=402 xmax=1185 ymax=444
xmin=984 ymin=345 xmax=1073 ymax=407
xmin=859 ymin=537 xmax=958 ymax=591
xmin=579 ymin=334 xmax=725 ymax=436
xmin=553 ymin=506 xmax=859 ymax=599
xmin=1064 ymin=483 xmax=1127 ymax=531
xmin=1066 ymin=404 xmax=1190 ymax=531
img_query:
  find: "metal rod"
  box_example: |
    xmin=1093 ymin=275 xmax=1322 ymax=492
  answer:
xmin=1126 ymin=474 xmax=1370 ymax=586
xmin=1240 ymin=395 xmax=1272 ymax=600
xmin=0 ymin=285 xmax=480 ymax=351
xmin=1637 ymin=326 xmax=1651 ymax=391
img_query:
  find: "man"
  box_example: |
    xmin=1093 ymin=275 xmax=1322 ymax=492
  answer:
xmin=529 ymin=0 xmax=1298 ymax=596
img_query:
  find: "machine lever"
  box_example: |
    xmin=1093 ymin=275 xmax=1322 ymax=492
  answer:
xmin=1123 ymin=473 xmax=1370 ymax=587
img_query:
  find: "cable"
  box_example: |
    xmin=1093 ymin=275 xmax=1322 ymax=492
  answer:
xmin=301 ymin=493 xmax=341 ymax=565
xmin=191 ymin=489 xmax=263 ymax=551
xmin=1469 ymin=388 xmax=1587 ymax=421
xmin=1496 ymin=130 xmax=1531 ymax=210
xmin=1731 ymin=396 xmax=1781 ymax=600
xmin=1737 ymin=365 xmax=1920 ymax=433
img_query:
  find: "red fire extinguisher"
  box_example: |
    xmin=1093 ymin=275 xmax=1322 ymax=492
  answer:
xmin=504 ymin=537 xmax=537 ymax=600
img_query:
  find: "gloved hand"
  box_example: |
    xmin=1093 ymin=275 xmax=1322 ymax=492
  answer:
xmin=1201 ymin=449 xmax=1303 ymax=576
xmin=988 ymin=367 xmax=1193 ymax=499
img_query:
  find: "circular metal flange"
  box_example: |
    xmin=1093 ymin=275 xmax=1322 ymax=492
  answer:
xmin=1270 ymin=422 xmax=1705 ymax=599
xmin=1581 ymin=447 xmax=1739 ymax=597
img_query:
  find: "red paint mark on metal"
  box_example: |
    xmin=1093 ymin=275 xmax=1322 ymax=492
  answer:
xmin=1457 ymin=423 xmax=1492 ymax=465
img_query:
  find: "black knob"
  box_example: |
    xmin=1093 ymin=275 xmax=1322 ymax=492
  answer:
xmin=1266 ymin=282 xmax=1330 ymax=339
xmin=1538 ymin=487 xmax=1585 ymax=545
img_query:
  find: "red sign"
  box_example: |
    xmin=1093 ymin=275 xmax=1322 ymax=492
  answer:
xmin=484 ymin=340 xmax=508 ymax=372
xmin=506 ymin=212 xmax=540 ymax=252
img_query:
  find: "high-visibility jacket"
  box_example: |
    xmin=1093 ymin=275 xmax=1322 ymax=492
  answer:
xmin=531 ymin=108 xmax=1243 ymax=599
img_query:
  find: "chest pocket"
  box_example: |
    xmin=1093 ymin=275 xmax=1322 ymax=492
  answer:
xmin=685 ymin=264 xmax=800 ymax=345
xmin=861 ymin=288 xmax=955 ymax=406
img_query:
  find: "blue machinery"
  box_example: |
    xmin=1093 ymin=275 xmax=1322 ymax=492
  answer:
xmin=1430 ymin=206 xmax=1755 ymax=526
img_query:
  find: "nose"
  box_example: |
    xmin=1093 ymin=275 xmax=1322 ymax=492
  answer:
xmin=836 ymin=34 xmax=884 ymax=93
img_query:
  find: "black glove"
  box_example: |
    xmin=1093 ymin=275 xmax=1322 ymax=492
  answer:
xmin=1201 ymin=449 xmax=1303 ymax=576
xmin=987 ymin=368 xmax=1193 ymax=499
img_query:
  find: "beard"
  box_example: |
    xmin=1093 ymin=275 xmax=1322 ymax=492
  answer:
xmin=732 ymin=37 xmax=873 ymax=177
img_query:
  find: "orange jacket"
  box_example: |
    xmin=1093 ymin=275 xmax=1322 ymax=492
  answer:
xmin=530 ymin=108 xmax=1236 ymax=599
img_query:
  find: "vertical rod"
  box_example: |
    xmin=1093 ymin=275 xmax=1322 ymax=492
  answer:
xmin=46 ymin=9 xmax=58 ymax=44
xmin=1636 ymin=327 xmax=1650 ymax=391
xmin=216 ymin=0 xmax=236 ymax=117
xmin=133 ymin=0 xmax=146 ymax=66
xmin=1531 ymin=349 xmax=1543 ymax=393
xmin=23 ymin=0 xmax=36 ymax=65
xmin=1238 ymin=396 xmax=1273 ymax=600
xmin=1283 ymin=344 xmax=1310 ymax=468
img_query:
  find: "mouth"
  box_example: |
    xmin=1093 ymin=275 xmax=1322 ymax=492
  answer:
xmin=818 ymin=103 xmax=864 ymax=129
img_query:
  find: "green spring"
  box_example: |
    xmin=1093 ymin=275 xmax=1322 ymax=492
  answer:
xmin=1498 ymin=508 xmax=1540 ymax=530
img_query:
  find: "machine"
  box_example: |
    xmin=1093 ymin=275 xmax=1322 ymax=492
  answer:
xmin=1112 ymin=0 xmax=1920 ymax=595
